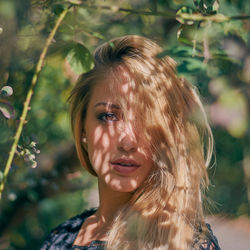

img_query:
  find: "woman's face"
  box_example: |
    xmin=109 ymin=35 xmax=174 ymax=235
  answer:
xmin=84 ymin=72 xmax=153 ymax=193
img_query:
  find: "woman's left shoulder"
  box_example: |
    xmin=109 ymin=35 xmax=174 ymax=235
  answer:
xmin=194 ymin=223 xmax=221 ymax=250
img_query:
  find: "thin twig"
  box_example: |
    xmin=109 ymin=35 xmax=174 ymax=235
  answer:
xmin=203 ymin=22 xmax=212 ymax=63
xmin=79 ymin=3 xmax=250 ymax=22
xmin=80 ymin=3 xmax=176 ymax=18
xmin=0 ymin=6 xmax=72 ymax=199
xmin=203 ymin=37 xmax=211 ymax=63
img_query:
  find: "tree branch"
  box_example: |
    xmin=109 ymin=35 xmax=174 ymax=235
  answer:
xmin=0 ymin=6 xmax=72 ymax=199
xmin=78 ymin=3 xmax=250 ymax=22
xmin=79 ymin=3 xmax=176 ymax=18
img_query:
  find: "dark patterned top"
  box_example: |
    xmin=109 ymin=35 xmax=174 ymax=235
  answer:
xmin=40 ymin=209 xmax=220 ymax=250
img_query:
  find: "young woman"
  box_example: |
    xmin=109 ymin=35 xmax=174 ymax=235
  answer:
xmin=41 ymin=35 xmax=220 ymax=250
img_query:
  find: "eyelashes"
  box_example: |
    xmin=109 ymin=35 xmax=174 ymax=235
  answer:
xmin=97 ymin=112 xmax=119 ymax=123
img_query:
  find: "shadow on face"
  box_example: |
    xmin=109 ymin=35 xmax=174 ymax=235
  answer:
xmin=83 ymin=69 xmax=154 ymax=194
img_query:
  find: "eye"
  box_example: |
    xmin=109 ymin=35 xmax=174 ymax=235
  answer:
xmin=97 ymin=112 xmax=119 ymax=123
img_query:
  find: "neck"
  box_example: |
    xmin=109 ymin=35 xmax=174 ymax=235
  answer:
xmin=95 ymin=179 xmax=132 ymax=225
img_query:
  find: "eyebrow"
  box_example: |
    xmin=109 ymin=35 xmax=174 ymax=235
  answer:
xmin=94 ymin=102 xmax=120 ymax=109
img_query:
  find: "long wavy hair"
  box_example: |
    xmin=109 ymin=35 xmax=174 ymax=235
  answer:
xmin=69 ymin=35 xmax=213 ymax=250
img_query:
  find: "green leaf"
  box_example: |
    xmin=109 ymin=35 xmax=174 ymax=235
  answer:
xmin=1 ymin=86 xmax=13 ymax=97
xmin=92 ymin=32 xmax=105 ymax=40
xmin=0 ymin=115 xmax=12 ymax=143
xmin=52 ymin=4 xmax=65 ymax=16
xmin=177 ymin=6 xmax=194 ymax=15
xmin=176 ymin=6 xmax=195 ymax=25
xmin=178 ymin=58 xmax=206 ymax=73
xmin=66 ymin=43 xmax=94 ymax=74
xmin=0 ymin=100 xmax=15 ymax=119
xmin=158 ymin=45 xmax=195 ymax=58
xmin=193 ymin=0 xmax=219 ymax=15
xmin=27 ymin=189 xmax=38 ymax=201
xmin=109 ymin=42 xmax=115 ymax=48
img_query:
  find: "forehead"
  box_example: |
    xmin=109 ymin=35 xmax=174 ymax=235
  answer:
xmin=89 ymin=68 xmax=136 ymax=106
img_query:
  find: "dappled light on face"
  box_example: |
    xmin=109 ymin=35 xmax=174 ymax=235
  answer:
xmin=101 ymin=152 xmax=111 ymax=175
xmin=91 ymin=127 xmax=113 ymax=174
xmin=101 ymin=132 xmax=110 ymax=149
xmin=118 ymin=66 xmax=134 ymax=93
xmin=68 ymin=35 xmax=217 ymax=250
xmin=109 ymin=179 xmax=122 ymax=190
xmin=82 ymin=76 xmax=155 ymax=194
xmin=108 ymin=124 xmax=115 ymax=137
xmin=118 ymin=120 xmax=136 ymax=136
xmin=104 ymin=173 xmax=111 ymax=184
xmin=92 ymin=149 xmax=110 ymax=175
xmin=126 ymin=109 xmax=135 ymax=121
xmin=130 ymin=179 xmax=137 ymax=189
xmin=93 ymin=126 xmax=104 ymax=144
xmin=109 ymin=178 xmax=138 ymax=190
xmin=121 ymin=82 xmax=129 ymax=93
xmin=137 ymin=146 xmax=151 ymax=160
xmin=92 ymin=149 xmax=105 ymax=171
xmin=83 ymin=90 xmax=133 ymax=191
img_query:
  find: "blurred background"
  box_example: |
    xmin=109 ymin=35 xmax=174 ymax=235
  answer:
xmin=0 ymin=0 xmax=249 ymax=249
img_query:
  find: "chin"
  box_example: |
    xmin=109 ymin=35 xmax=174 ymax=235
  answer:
xmin=108 ymin=178 xmax=139 ymax=193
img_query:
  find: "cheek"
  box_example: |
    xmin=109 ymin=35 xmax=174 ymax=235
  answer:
xmin=91 ymin=149 xmax=111 ymax=175
xmin=88 ymin=125 xmax=115 ymax=150
xmin=89 ymin=128 xmax=113 ymax=154
xmin=87 ymin=126 xmax=115 ymax=173
xmin=138 ymin=140 xmax=152 ymax=160
xmin=101 ymin=132 xmax=111 ymax=149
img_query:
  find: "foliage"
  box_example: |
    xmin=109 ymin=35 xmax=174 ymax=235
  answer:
xmin=0 ymin=0 xmax=249 ymax=248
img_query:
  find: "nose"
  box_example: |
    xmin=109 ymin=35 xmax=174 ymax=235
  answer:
xmin=117 ymin=123 xmax=137 ymax=153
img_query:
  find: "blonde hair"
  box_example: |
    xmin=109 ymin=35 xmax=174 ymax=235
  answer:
xmin=69 ymin=35 xmax=213 ymax=250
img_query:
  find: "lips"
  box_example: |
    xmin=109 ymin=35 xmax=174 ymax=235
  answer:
xmin=111 ymin=158 xmax=140 ymax=174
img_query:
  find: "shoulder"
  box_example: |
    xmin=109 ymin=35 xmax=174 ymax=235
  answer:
xmin=194 ymin=223 xmax=221 ymax=250
xmin=40 ymin=208 xmax=97 ymax=250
